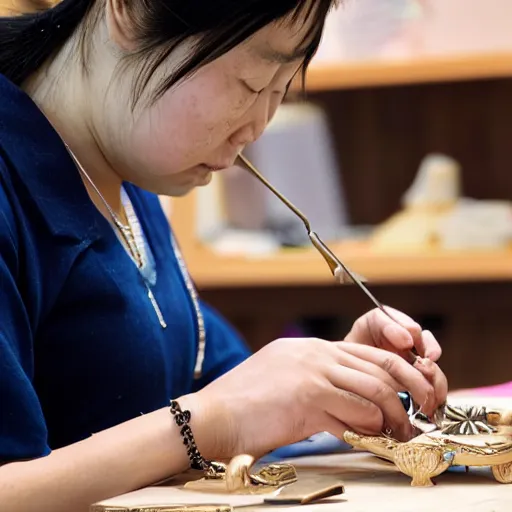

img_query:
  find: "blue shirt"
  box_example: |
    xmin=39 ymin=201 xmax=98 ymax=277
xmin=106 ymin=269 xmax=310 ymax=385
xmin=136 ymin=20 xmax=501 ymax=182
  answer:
xmin=0 ymin=74 xmax=250 ymax=462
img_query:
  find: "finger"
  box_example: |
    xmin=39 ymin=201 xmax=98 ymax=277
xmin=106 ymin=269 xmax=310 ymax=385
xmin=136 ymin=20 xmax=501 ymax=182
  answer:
xmin=419 ymin=330 xmax=442 ymax=361
xmin=316 ymin=412 xmax=351 ymax=441
xmin=320 ymin=385 xmax=384 ymax=435
xmin=337 ymin=342 xmax=436 ymax=415
xmin=333 ymin=346 xmax=403 ymax=392
xmin=378 ymin=307 xmax=431 ymax=357
xmin=382 ymin=306 xmax=422 ymax=340
xmin=381 ymin=322 xmax=415 ymax=352
xmin=414 ymin=357 xmax=448 ymax=408
xmin=347 ymin=308 xmax=413 ymax=352
xmin=325 ymin=364 xmax=412 ymax=441
xmin=368 ymin=307 xmax=418 ymax=352
xmin=382 ymin=319 xmax=442 ymax=363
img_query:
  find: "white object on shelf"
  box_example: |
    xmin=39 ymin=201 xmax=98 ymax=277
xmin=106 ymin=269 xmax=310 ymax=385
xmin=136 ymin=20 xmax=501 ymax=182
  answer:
xmin=437 ymin=198 xmax=512 ymax=250
xmin=371 ymin=153 xmax=512 ymax=252
xmin=402 ymin=153 xmax=461 ymax=209
xmin=208 ymin=229 xmax=281 ymax=258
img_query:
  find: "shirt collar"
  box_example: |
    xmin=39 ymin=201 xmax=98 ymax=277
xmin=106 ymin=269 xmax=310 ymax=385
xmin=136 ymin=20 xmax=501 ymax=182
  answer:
xmin=0 ymin=74 xmax=101 ymax=241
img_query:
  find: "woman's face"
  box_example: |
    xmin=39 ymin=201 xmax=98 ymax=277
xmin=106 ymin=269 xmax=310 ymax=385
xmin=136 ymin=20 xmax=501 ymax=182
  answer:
xmin=97 ymin=13 xmax=314 ymax=196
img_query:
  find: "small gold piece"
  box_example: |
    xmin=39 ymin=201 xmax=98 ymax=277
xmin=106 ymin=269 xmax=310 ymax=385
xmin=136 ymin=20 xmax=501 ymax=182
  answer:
xmin=90 ymin=505 xmax=232 ymax=512
xmin=184 ymin=454 xmax=343 ymax=505
xmin=263 ymin=475 xmax=345 ymax=505
xmin=245 ymin=458 xmax=298 ymax=487
xmin=492 ymin=461 xmax=512 ymax=484
xmin=343 ymin=400 xmax=512 ymax=488
xmin=184 ymin=454 xmax=297 ymax=495
xmin=393 ymin=442 xmax=454 ymax=487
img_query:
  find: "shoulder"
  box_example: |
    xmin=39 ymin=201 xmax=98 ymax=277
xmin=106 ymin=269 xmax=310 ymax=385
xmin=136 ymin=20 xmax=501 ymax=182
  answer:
xmin=0 ymin=74 xmax=103 ymax=240
xmin=0 ymin=154 xmax=49 ymax=461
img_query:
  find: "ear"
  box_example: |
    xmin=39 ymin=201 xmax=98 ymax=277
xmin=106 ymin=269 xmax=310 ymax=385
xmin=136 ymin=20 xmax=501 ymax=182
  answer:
xmin=105 ymin=0 xmax=137 ymax=51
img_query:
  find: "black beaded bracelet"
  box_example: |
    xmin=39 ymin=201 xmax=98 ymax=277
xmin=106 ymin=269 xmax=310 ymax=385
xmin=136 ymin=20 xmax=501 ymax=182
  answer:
xmin=169 ymin=400 xmax=211 ymax=472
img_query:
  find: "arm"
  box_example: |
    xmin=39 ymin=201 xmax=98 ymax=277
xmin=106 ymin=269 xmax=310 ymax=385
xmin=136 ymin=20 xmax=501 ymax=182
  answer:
xmin=0 ymin=399 xmax=206 ymax=512
xmin=0 ymin=182 xmax=211 ymax=512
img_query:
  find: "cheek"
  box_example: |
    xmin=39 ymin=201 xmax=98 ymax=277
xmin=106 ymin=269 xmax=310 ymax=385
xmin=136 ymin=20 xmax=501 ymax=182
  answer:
xmin=128 ymin=77 xmax=243 ymax=173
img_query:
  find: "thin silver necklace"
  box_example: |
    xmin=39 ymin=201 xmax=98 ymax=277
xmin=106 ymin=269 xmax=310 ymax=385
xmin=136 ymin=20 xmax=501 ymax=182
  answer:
xmin=66 ymin=148 xmax=167 ymax=329
xmin=64 ymin=145 xmax=206 ymax=379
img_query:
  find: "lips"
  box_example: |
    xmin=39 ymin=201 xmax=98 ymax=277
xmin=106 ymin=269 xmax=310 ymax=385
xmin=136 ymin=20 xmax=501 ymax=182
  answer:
xmin=203 ymin=160 xmax=236 ymax=172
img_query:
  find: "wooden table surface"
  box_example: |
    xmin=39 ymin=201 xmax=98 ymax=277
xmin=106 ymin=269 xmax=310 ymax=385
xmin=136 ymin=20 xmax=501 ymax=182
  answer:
xmin=92 ymin=452 xmax=512 ymax=511
xmin=93 ymin=396 xmax=512 ymax=511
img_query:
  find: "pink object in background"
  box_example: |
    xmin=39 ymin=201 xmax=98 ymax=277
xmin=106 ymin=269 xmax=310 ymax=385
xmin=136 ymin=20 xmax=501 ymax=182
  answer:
xmin=462 ymin=381 xmax=512 ymax=397
xmin=317 ymin=0 xmax=512 ymax=63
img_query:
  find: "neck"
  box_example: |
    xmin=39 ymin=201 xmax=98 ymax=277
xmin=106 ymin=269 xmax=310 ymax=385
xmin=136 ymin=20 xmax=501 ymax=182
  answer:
xmin=22 ymin=26 xmax=125 ymax=220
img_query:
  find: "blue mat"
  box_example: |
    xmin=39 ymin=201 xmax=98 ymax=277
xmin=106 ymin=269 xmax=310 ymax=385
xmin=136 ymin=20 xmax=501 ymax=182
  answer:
xmin=260 ymin=432 xmax=353 ymax=463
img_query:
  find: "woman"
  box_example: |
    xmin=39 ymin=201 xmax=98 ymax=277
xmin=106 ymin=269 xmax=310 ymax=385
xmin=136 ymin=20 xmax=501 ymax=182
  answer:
xmin=0 ymin=0 xmax=448 ymax=510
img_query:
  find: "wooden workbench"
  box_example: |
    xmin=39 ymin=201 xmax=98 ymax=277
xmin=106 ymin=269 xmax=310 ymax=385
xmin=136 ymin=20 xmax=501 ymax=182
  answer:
xmin=92 ymin=451 xmax=512 ymax=511
xmin=92 ymin=396 xmax=512 ymax=511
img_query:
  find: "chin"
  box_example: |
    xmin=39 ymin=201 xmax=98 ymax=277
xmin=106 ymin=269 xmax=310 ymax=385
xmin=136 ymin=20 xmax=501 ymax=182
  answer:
xmin=167 ymin=185 xmax=196 ymax=197
xmin=159 ymin=178 xmax=210 ymax=197
xmin=134 ymin=167 xmax=212 ymax=197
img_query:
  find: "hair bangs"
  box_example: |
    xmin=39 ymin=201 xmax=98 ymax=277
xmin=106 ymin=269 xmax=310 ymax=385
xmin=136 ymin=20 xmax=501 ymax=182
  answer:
xmin=133 ymin=0 xmax=338 ymax=108
xmin=288 ymin=0 xmax=337 ymax=85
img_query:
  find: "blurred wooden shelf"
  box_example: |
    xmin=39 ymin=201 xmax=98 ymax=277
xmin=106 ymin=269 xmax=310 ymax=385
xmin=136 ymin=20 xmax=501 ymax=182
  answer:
xmin=167 ymin=192 xmax=512 ymax=290
xmin=184 ymin=240 xmax=512 ymax=289
xmin=301 ymin=52 xmax=512 ymax=91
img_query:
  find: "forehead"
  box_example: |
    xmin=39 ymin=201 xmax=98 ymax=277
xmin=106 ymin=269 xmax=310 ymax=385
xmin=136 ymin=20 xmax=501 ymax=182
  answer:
xmin=245 ymin=4 xmax=320 ymax=59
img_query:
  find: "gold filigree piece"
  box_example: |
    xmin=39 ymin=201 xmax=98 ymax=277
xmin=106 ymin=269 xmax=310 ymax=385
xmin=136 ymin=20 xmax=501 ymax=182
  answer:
xmin=184 ymin=455 xmax=298 ymax=495
xmin=183 ymin=454 xmax=344 ymax=504
xmin=343 ymin=400 xmax=512 ymax=488
xmin=492 ymin=460 xmax=512 ymax=484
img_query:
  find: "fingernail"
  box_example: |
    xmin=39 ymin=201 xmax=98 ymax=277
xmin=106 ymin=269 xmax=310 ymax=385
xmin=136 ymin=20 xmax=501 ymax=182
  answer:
xmin=383 ymin=324 xmax=413 ymax=347
xmin=414 ymin=357 xmax=435 ymax=378
xmin=421 ymin=330 xmax=437 ymax=360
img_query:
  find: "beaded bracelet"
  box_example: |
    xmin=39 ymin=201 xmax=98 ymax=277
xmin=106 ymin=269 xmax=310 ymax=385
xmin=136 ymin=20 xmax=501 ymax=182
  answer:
xmin=169 ymin=399 xmax=217 ymax=475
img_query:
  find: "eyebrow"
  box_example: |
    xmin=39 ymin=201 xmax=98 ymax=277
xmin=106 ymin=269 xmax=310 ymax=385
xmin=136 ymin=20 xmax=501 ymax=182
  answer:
xmin=257 ymin=45 xmax=310 ymax=64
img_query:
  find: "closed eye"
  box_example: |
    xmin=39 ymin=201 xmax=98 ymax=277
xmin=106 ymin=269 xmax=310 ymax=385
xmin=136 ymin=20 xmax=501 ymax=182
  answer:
xmin=241 ymin=80 xmax=265 ymax=95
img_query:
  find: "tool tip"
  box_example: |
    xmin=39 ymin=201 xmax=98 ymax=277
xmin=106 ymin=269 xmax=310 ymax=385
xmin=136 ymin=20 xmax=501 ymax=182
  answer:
xmin=334 ymin=266 xmax=368 ymax=284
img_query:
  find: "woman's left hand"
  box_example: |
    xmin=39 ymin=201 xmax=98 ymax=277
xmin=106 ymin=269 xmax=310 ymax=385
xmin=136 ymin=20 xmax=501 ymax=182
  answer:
xmin=344 ymin=306 xmax=448 ymax=411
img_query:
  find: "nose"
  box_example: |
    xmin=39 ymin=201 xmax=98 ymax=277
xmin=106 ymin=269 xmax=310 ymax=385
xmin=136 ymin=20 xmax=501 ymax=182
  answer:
xmin=229 ymin=92 xmax=279 ymax=147
xmin=229 ymin=124 xmax=257 ymax=148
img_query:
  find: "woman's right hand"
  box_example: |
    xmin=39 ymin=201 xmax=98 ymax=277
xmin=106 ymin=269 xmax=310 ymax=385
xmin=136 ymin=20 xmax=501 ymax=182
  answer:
xmin=186 ymin=337 xmax=443 ymax=461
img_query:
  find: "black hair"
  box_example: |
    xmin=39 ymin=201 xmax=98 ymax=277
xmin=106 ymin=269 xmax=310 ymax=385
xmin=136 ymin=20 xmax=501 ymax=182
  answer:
xmin=0 ymin=0 xmax=336 ymax=106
